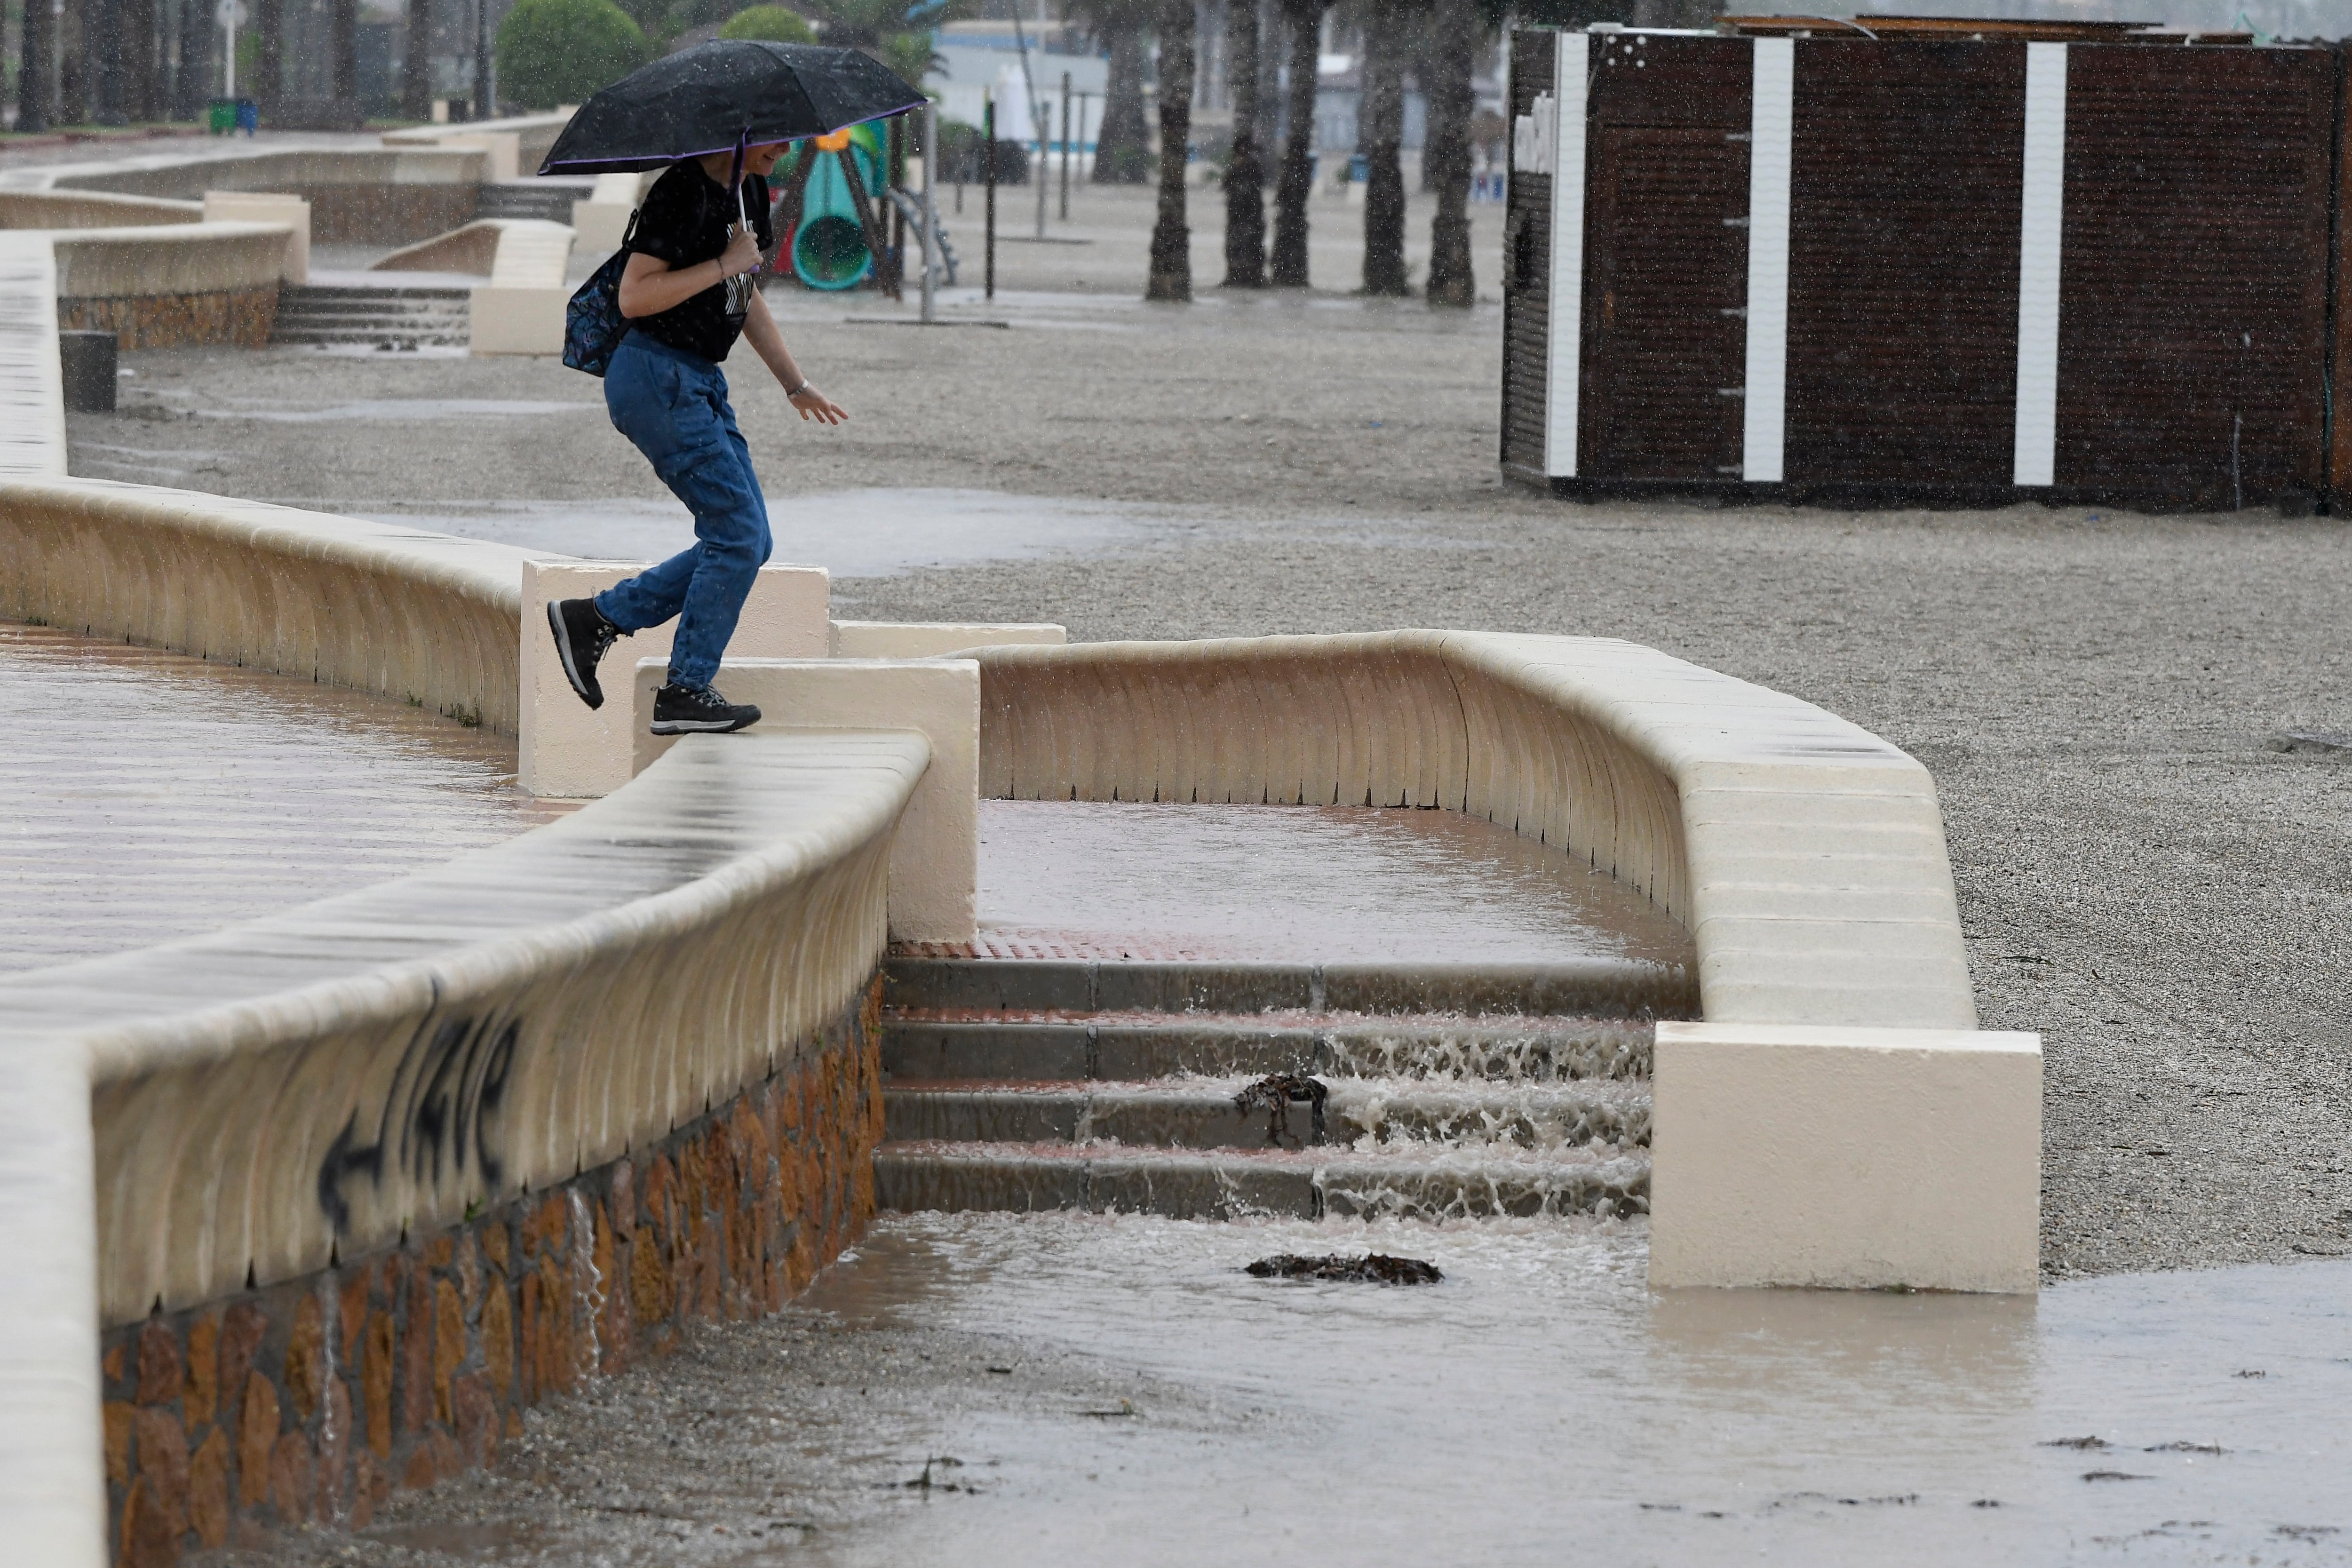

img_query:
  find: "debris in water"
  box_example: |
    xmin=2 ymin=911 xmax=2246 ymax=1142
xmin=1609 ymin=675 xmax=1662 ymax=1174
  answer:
xmin=1233 ymin=1074 xmax=1329 ymax=1147
xmin=2270 ymin=731 xmax=2352 ymax=755
xmin=1246 ymin=1253 xmax=1443 ymax=1285
xmin=2080 ymin=1471 xmax=2151 ymax=1482
xmin=2145 ymin=1441 xmax=2225 ymax=1455
xmin=2040 ymin=1436 xmax=2110 ymax=1450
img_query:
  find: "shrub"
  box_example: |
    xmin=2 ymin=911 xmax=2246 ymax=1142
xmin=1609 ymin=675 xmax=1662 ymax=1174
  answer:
xmin=496 ymin=0 xmax=649 ymax=111
xmin=718 ymin=5 xmax=817 ymax=42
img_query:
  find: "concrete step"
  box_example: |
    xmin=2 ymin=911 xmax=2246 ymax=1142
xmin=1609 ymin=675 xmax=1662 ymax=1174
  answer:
xmin=882 ymin=1076 xmax=1652 ymax=1150
xmin=881 ymin=1010 xmax=1653 ymax=1082
xmin=874 ymin=1141 xmax=1649 ymax=1220
xmin=270 ymin=327 xmax=472 ymax=347
xmin=273 ymin=284 xmax=472 ymax=349
xmin=881 ymin=955 xmax=1696 ymax=1020
xmin=275 ymin=303 xmax=472 ymax=322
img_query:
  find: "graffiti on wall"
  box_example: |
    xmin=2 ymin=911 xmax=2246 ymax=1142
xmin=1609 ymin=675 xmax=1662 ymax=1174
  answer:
xmin=317 ymin=1012 xmax=518 ymax=1231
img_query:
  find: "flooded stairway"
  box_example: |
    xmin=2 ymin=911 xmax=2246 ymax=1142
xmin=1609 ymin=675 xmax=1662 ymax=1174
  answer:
xmin=874 ymin=955 xmax=1686 ymax=1219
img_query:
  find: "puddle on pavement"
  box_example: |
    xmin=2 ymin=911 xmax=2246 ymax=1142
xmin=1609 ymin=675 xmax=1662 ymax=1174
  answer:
xmin=0 ymin=623 xmax=570 ymax=973
xmin=357 ymin=488 xmax=1200 ymax=579
xmin=973 ymin=799 xmax=1695 ymax=965
xmin=777 ymin=1212 xmax=2352 ymax=1568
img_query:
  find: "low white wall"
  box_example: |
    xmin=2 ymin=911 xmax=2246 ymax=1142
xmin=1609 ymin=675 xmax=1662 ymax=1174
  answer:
xmin=386 ymin=111 xmax=576 ymax=175
xmin=201 ymin=191 xmax=310 ymax=282
xmin=970 ymin=632 xmax=2033 ymax=1290
xmin=830 ymin=620 xmax=1068 ymax=658
xmin=0 ymin=726 xmax=925 ymax=1568
xmin=0 ymin=235 xmax=66 ymax=479
xmin=634 ymin=657 xmax=982 ymax=945
xmin=48 ymin=220 xmax=291 ymax=300
xmin=1651 ymin=1023 xmax=2042 ymax=1292
xmin=973 ymin=632 xmax=1977 ymax=1031
xmin=0 ymin=190 xmax=202 ymax=229
xmin=520 ymin=559 xmax=832 ymax=795
xmin=0 ymin=478 xmax=541 ymax=732
xmin=12 ymin=147 xmax=487 ymax=200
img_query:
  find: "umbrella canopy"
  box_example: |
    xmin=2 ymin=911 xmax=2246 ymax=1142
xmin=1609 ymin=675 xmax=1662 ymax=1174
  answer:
xmin=537 ymin=40 xmax=925 ymax=175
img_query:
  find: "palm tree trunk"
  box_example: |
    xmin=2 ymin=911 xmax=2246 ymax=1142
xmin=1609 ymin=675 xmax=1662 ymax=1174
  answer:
xmin=1357 ymin=0 xmax=1408 ymax=296
xmin=1093 ymin=10 xmax=1152 ymax=183
xmin=332 ymin=0 xmax=357 ymax=104
xmin=1220 ymin=0 xmax=1264 ymax=285
xmin=122 ymin=0 xmax=156 ymax=119
xmin=401 ymin=0 xmax=434 ymax=119
xmin=1422 ymin=0 xmax=1476 ymax=307
xmin=255 ymin=0 xmax=281 ymax=111
xmin=1268 ymin=0 xmax=1322 ymax=287
xmin=18 ymin=0 xmax=51 ymax=132
xmin=57 ymin=0 xmax=85 ymax=125
xmin=1146 ymin=0 xmax=1195 ymax=299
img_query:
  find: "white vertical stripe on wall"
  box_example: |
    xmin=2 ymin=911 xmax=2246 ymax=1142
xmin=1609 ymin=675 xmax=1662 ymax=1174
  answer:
xmin=1741 ymin=37 xmax=1794 ymax=484
xmin=2013 ymin=41 xmax=2068 ymax=488
xmin=1545 ymin=30 xmax=1590 ymax=478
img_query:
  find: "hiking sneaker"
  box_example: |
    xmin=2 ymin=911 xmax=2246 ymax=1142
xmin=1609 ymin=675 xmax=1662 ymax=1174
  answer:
xmin=652 ymin=681 xmax=762 ymax=735
xmin=548 ymin=597 xmax=625 ymax=710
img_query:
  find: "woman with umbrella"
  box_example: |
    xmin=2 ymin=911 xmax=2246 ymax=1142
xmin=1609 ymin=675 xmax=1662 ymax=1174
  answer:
xmin=543 ymin=41 xmax=921 ymax=734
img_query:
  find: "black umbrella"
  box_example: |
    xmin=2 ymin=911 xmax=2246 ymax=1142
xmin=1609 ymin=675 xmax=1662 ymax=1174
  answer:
xmin=537 ymin=40 xmax=926 ymax=175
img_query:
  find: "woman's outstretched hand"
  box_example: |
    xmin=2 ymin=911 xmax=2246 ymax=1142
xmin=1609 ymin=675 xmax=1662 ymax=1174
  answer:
xmin=787 ymin=385 xmax=848 ymax=425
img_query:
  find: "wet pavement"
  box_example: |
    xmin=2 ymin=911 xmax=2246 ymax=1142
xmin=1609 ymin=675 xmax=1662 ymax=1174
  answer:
xmin=221 ymin=1212 xmax=2352 ymax=1568
xmin=966 ymin=800 xmax=1696 ymax=965
xmin=354 ymin=489 xmax=1203 ymax=581
xmin=0 ymin=622 xmax=570 ymax=973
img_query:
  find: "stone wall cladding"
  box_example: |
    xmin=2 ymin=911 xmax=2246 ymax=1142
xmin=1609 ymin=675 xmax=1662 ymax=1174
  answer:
xmin=95 ymin=985 xmax=885 ymax=1567
xmin=59 ymin=285 xmax=276 ymax=350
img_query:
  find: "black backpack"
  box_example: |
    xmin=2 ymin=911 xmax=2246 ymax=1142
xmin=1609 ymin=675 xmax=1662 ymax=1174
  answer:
xmin=562 ymin=208 xmax=640 ymax=378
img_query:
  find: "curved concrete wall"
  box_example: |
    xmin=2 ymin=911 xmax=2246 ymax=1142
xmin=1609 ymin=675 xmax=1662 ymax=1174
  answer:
xmin=0 ymin=479 xmax=536 ymax=733
xmin=50 ymin=222 xmax=288 ymax=299
xmin=973 ymin=632 xmax=1977 ymax=1031
xmin=0 ymin=728 xmax=922 ymax=1323
xmin=21 ymin=149 xmax=488 ymax=247
xmin=0 ymin=191 xmax=202 ymax=229
xmin=0 ymin=728 xmax=924 ymax=1567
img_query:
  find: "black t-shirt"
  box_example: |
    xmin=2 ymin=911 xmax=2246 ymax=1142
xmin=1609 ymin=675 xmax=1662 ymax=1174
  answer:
xmin=625 ymin=159 xmax=774 ymax=363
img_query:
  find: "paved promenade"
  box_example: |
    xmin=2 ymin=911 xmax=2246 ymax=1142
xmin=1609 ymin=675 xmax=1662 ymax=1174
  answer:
xmin=0 ymin=622 xmax=569 ymax=972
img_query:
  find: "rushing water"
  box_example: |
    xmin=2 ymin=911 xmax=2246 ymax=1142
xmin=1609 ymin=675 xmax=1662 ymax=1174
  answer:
xmin=772 ymin=1213 xmax=2352 ymax=1568
xmin=975 ymin=800 xmax=1696 ymax=966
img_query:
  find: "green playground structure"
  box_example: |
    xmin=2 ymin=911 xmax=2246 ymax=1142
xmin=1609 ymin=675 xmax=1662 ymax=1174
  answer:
xmin=776 ymin=125 xmax=890 ymax=291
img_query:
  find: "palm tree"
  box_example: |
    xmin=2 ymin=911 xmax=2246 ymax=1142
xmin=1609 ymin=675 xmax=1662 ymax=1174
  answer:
xmin=1147 ymin=0 xmax=1196 ymax=298
xmin=1220 ymin=0 xmax=1267 ymax=285
xmin=1422 ymin=0 xmax=1478 ymax=305
xmin=1074 ymin=0 xmax=1155 ymax=183
xmin=1356 ymin=0 xmax=1416 ymax=296
xmin=1267 ymin=0 xmax=1328 ymax=287
xmin=402 ymin=0 xmax=436 ymax=118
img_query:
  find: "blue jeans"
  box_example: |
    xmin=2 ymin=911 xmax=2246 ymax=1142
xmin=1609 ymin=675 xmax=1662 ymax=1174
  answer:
xmin=592 ymin=332 xmax=772 ymax=691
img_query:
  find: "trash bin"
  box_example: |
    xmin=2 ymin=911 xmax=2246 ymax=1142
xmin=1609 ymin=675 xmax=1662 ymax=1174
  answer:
xmin=212 ymin=97 xmax=258 ymax=134
xmin=58 ymin=331 xmax=118 ymax=414
xmin=236 ymin=98 xmax=259 ymax=134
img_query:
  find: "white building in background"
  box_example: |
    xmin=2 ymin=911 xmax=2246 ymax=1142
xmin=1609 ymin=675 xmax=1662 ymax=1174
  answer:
xmin=928 ymin=35 xmax=1106 ymax=146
